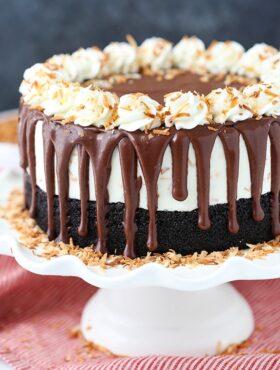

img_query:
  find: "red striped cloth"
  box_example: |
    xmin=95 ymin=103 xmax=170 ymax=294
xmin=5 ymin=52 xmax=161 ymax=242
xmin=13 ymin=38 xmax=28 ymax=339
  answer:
xmin=0 ymin=256 xmax=279 ymax=370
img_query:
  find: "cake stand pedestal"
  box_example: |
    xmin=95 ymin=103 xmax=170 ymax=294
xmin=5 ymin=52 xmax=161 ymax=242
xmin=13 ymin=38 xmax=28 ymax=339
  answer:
xmin=1 ymin=171 xmax=280 ymax=356
xmin=81 ymin=285 xmax=253 ymax=356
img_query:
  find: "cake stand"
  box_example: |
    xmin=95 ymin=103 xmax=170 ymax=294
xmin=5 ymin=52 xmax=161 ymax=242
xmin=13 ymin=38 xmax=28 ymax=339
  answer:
xmin=1 ymin=170 xmax=280 ymax=356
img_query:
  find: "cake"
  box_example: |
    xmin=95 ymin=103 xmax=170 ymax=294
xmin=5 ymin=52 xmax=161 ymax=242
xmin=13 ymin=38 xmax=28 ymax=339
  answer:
xmin=18 ymin=36 xmax=280 ymax=258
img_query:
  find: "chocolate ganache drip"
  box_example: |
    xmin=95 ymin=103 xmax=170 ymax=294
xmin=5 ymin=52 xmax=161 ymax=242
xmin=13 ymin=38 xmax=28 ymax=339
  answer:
xmin=219 ymin=126 xmax=240 ymax=234
xmin=18 ymin=103 xmax=280 ymax=258
xmin=237 ymin=120 xmax=270 ymax=222
xmin=78 ymin=146 xmax=90 ymax=238
xmin=42 ymin=121 xmax=55 ymax=240
xmin=126 ymin=132 xmax=172 ymax=252
xmin=170 ymin=131 xmax=190 ymax=201
xmin=269 ymin=122 xmax=280 ymax=236
xmin=188 ymin=126 xmax=218 ymax=230
xmin=119 ymin=138 xmax=142 ymax=258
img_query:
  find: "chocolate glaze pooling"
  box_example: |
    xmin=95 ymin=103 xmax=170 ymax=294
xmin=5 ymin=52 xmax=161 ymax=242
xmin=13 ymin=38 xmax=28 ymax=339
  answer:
xmin=109 ymin=71 xmax=238 ymax=103
xmin=19 ymin=101 xmax=280 ymax=258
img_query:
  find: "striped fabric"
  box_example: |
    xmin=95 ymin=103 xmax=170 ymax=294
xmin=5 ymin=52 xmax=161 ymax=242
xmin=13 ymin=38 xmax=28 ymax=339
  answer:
xmin=0 ymin=256 xmax=279 ymax=369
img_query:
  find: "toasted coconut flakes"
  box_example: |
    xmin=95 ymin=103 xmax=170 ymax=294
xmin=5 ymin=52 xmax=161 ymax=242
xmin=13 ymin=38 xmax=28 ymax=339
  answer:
xmin=52 ymin=114 xmax=64 ymax=121
xmin=207 ymin=125 xmax=219 ymax=132
xmin=200 ymin=74 xmax=211 ymax=83
xmin=216 ymin=339 xmax=251 ymax=355
xmin=152 ymin=128 xmax=170 ymax=136
xmin=108 ymin=74 xmax=129 ymax=85
xmin=175 ymin=112 xmax=191 ymax=118
xmin=68 ymin=326 xmax=119 ymax=358
xmin=1 ymin=346 xmax=12 ymax=354
xmin=29 ymin=105 xmax=44 ymax=112
xmin=126 ymin=34 xmax=137 ymax=48
xmin=164 ymin=68 xmax=185 ymax=80
xmin=214 ymin=73 xmax=226 ymax=82
xmin=144 ymin=111 xmax=156 ymax=119
xmin=68 ymin=325 xmax=81 ymax=339
xmin=265 ymin=88 xmax=279 ymax=98
xmin=224 ymin=74 xmax=256 ymax=86
xmin=255 ymin=323 xmax=264 ymax=331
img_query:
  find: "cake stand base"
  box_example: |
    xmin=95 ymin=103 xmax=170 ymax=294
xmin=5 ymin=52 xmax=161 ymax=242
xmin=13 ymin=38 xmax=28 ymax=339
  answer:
xmin=81 ymin=283 xmax=254 ymax=356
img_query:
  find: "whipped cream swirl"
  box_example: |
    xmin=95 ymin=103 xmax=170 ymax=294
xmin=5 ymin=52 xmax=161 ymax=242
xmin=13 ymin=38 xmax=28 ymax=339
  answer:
xmin=243 ymin=83 xmax=280 ymax=116
xmin=139 ymin=37 xmax=173 ymax=70
xmin=205 ymin=41 xmax=244 ymax=74
xmin=45 ymin=54 xmax=79 ymax=82
xmin=41 ymin=82 xmax=80 ymax=116
xmin=260 ymin=53 xmax=280 ymax=86
xmin=20 ymin=81 xmax=49 ymax=107
xmin=172 ymin=36 xmax=205 ymax=71
xmin=206 ymin=87 xmax=253 ymax=123
xmin=19 ymin=36 xmax=280 ymax=130
xmin=233 ymin=43 xmax=277 ymax=78
xmin=20 ymin=63 xmax=61 ymax=105
xmin=115 ymin=93 xmax=161 ymax=131
xmin=102 ymin=42 xmax=138 ymax=75
xmin=164 ymin=91 xmax=209 ymax=129
xmin=65 ymin=88 xmax=118 ymax=127
xmin=71 ymin=47 xmax=104 ymax=82
xmin=21 ymin=63 xmax=62 ymax=92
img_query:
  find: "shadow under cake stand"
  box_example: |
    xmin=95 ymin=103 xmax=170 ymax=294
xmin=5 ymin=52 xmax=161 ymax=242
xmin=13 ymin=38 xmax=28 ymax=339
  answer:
xmin=1 ymin=170 xmax=280 ymax=356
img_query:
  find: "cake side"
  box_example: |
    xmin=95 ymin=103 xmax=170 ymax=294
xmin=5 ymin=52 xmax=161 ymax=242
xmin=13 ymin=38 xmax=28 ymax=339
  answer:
xmin=31 ymin=120 xmax=272 ymax=212
xmin=25 ymin=178 xmax=274 ymax=256
xmin=17 ymin=36 xmax=280 ymax=258
xmin=19 ymin=104 xmax=280 ymax=258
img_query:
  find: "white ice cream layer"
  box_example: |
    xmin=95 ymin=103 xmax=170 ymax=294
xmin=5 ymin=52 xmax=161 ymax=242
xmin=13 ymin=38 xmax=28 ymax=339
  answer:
xmin=32 ymin=121 xmax=271 ymax=212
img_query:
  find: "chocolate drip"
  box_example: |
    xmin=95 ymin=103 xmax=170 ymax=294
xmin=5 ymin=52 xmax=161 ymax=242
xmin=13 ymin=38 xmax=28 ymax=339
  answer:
xmin=188 ymin=127 xmax=218 ymax=230
xmin=18 ymin=107 xmax=29 ymax=209
xmin=51 ymin=126 xmax=75 ymax=243
xmin=43 ymin=121 xmax=55 ymax=240
xmin=19 ymin=104 xmax=280 ymax=257
xmin=119 ymin=138 xmax=141 ymax=258
xmin=170 ymin=131 xmax=190 ymax=201
xmin=82 ymin=129 xmax=123 ymax=253
xmin=269 ymin=122 xmax=280 ymax=236
xmin=18 ymin=105 xmax=45 ymax=216
xmin=78 ymin=146 xmax=90 ymax=237
xmin=127 ymin=132 xmax=172 ymax=251
xmin=18 ymin=103 xmax=29 ymax=170
xmin=237 ymin=119 xmax=270 ymax=222
xmin=219 ymin=127 xmax=240 ymax=233
xmin=26 ymin=115 xmax=38 ymax=217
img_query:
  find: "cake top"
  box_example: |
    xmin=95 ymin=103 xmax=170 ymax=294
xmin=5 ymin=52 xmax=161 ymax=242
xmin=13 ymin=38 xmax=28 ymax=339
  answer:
xmin=19 ymin=36 xmax=280 ymax=131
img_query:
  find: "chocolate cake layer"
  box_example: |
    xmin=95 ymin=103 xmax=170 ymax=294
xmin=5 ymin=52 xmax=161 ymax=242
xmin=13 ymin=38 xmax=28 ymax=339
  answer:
xmin=26 ymin=177 xmax=274 ymax=257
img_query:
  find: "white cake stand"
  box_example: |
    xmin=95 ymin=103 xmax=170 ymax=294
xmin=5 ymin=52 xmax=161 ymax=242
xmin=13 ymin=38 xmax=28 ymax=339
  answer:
xmin=1 ymin=170 xmax=280 ymax=356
